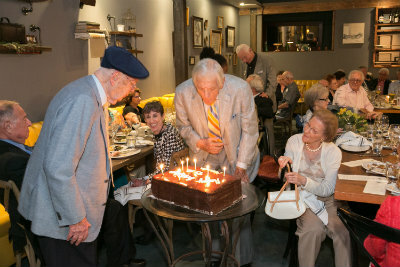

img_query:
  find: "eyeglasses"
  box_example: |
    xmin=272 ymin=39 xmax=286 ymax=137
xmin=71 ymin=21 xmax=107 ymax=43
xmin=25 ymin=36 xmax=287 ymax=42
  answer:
xmin=349 ymin=79 xmax=363 ymax=84
xmin=319 ymin=98 xmax=329 ymax=102
xmin=304 ymin=122 xmax=320 ymax=135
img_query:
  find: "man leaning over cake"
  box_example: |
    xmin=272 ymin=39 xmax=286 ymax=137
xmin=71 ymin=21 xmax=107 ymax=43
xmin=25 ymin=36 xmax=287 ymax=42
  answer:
xmin=175 ymin=58 xmax=260 ymax=267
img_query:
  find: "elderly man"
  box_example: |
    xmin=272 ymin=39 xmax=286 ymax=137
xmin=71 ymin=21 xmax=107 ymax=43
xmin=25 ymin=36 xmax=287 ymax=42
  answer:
xmin=18 ymin=46 xmax=149 ymax=267
xmin=369 ymin=67 xmax=391 ymax=95
xmin=247 ymin=74 xmax=274 ymax=155
xmin=388 ymin=69 xmax=400 ymax=95
xmin=334 ymin=70 xmax=381 ymax=119
xmin=275 ymin=71 xmax=300 ymax=119
xmin=0 ymin=101 xmax=37 ymax=256
xmin=236 ymin=44 xmax=277 ymax=111
xmin=175 ymin=58 xmax=259 ymax=266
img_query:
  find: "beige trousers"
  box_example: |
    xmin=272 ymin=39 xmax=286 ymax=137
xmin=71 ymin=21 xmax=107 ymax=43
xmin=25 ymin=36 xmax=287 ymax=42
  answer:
xmin=296 ymin=196 xmax=351 ymax=267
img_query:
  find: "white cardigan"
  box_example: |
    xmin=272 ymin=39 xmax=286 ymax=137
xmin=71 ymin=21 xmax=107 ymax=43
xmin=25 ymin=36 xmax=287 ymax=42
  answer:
xmin=284 ymin=134 xmax=342 ymax=197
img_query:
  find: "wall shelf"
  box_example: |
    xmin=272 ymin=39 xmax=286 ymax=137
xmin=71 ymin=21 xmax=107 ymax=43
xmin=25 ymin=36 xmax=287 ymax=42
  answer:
xmin=109 ymin=31 xmax=143 ymax=57
xmin=0 ymin=44 xmax=52 ymax=54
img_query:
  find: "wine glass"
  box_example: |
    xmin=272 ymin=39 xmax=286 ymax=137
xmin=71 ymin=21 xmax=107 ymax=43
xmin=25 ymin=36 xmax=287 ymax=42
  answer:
xmin=389 ymin=124 xmax=400 ymax=155
xmin=381 ymin=115 xmax=389 ymax=133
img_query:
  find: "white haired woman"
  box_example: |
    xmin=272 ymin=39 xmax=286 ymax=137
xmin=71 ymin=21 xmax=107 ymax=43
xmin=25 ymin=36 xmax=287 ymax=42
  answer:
xmin=370 ymin=67 xmax=391 ymax=95
xmin=279 ymin=110 xmax=351 ymax=267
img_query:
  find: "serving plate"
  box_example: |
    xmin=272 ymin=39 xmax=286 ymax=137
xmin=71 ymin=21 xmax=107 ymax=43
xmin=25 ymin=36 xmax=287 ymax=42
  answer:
xmin=386 ymin=183 xmax=400 ymax=196
xmin=362 ymin=161 xmax=386 ymax=176
xmin=111 ymin=148 xmax=141 ymax=159
xmin=340 ymin=144 xmax=370 ymax=152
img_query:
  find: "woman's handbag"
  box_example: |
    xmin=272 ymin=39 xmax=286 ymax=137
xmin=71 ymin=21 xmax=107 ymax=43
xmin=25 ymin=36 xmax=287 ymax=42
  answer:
xmin=265 ymin=164 xmax=306 ymax=220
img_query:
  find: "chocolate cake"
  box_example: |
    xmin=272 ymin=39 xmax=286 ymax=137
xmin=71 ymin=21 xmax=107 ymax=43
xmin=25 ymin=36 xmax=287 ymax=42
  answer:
xmin=151 ymin=167 xmax=242 ymax=215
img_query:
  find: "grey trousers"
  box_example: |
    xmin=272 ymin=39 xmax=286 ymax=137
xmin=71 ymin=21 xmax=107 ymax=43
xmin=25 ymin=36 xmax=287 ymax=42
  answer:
xmin=296 ymin=196 xmax=351 ymax=267
xmin=205 ymin=151 xmax=254 ymax=265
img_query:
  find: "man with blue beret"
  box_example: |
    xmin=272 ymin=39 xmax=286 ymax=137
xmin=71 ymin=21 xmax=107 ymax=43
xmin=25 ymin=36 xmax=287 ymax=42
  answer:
xmin=18 ymin=46 xmax=149 ymax=267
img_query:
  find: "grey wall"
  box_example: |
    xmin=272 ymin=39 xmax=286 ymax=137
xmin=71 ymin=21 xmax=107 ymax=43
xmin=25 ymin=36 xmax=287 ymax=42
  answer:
xmin=186 ymin=0 xmax=240 ymax=76
xmin=0 ymin=0 xmax=175 ymax=122
xmin=239 ymin=8 xmax=398 ymax=80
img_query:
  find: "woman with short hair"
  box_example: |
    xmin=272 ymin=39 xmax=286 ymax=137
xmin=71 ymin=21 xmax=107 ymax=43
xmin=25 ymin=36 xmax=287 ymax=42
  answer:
xmin=279 ymin=110 xmax=351 ymax=267
xmin=325 ymin=74 xmax=338 ymax=103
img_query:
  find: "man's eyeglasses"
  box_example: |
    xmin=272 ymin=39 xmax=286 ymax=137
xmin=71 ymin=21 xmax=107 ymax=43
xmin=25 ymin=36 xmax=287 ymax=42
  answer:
xmin=349 ymin=79 xmax=363 ymax=84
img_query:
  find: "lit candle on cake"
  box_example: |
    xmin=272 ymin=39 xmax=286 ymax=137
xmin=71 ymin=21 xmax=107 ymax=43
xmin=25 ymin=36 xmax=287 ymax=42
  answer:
xmin=181 ymin=160 xmax=184 ymax=172
xmin=386 ymin=95 xmax=390 ymax=103
xmin=206 ymin=165 xmax=210 ymax=176
xmin=223 ymin=166 xmax=226 ymax=176
xmin=160 ymin=163 xmax=164 ymax=176
xmin=186 ymin=157 xmax=189 ymax=171
xmin=194 ymin=158 xmax=197 ymax=169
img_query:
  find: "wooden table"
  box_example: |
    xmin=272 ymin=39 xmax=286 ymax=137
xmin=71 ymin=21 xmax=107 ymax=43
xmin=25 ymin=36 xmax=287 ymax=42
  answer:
xmin=334 ymin=149 xmax=398 ymax=205
xmin=112 ymin=145 xmax=154 ymax=172
xmin=374 ymin=108 xmax=400 ymax=114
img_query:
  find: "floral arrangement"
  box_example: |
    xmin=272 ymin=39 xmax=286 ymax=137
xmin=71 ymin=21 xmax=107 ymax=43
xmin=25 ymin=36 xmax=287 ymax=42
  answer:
xmin=337 ymin=108 xmax=367 ymax=132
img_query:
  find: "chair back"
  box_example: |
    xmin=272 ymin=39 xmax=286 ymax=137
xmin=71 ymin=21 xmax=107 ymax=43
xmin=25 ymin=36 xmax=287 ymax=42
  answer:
xmin=337 ymin=208 xmax=400 ymax=267
xmin=168 ymin=147 xmax=189 ymax=170
xmin=0 ymin=180 xmax=12 ymax=211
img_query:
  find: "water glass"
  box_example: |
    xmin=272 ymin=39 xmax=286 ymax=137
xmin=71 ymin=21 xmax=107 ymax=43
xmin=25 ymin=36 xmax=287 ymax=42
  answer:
xmin=126 ymin=135 xmax=136 ymax=148
xmin=386 ymin=163 xmax=399 ymax=184
xmin=372 ymin=135 xmax=383 ymax=155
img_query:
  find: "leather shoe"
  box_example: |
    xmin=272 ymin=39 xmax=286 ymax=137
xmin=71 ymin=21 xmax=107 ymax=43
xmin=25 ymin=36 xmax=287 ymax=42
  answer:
xmin=124 ymin=258 xmax=146 ymax=267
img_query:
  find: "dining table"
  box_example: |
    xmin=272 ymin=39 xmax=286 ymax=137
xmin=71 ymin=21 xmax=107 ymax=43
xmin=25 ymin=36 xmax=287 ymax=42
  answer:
xmin=334 ymin=149 xmax=398 ymax=205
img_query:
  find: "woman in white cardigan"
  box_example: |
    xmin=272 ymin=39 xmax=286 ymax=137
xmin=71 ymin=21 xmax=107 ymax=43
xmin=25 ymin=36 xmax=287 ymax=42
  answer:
xmin=278 ymin=110 xmax=351 ymax=267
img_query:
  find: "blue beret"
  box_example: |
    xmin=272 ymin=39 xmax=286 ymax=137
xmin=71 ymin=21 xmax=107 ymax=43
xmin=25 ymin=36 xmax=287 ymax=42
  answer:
xmin=101 ymin=46 xmax=149 ymax=79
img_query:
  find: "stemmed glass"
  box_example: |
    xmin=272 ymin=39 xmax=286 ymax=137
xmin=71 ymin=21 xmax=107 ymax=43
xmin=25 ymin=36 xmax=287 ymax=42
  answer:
xmin=389 ymin=124 xmax=400 ymax=155
xmin=108 ymin=124 xmax=120 ymax=145
xmin=381 ymin=115 xmax=389 ymax=133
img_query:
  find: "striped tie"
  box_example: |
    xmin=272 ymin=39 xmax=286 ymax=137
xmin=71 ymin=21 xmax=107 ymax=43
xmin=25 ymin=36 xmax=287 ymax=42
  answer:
xmin=208 ymin=104 xmax=222 ymax=141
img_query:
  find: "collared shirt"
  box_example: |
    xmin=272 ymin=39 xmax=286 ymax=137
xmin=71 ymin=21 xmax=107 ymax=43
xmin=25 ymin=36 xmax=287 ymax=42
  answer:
xmin=0 ymin=139 xmax=32 ymax=155
xmin=333 ymin=83 xmax=374 ymax=112
xmin=91 ymin=74 xmax=107 ymax=106
xmin=246 ymin=53 xmax=257 ymax=78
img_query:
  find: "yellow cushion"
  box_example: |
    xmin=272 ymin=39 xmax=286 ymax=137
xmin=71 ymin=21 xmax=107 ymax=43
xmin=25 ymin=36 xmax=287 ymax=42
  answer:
xmin=138 ymin=97 xmax=160 ymax=108
xmin=25 ymin=121 xmax=43 ymax=147
xmin=109 ymin=106 xmax=124 ymax=116
xmin=0 ymin=204 xmax=15 ymax=267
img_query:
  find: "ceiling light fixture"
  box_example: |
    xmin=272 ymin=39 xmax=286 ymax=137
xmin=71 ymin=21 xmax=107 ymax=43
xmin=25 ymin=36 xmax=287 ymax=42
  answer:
xmin=240 ymin=2 xmax=245 ymax=6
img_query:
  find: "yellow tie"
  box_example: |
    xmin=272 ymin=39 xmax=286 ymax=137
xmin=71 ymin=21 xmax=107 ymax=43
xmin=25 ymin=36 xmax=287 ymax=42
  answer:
xmin=208 ymin=104 xmax=222 ymax=141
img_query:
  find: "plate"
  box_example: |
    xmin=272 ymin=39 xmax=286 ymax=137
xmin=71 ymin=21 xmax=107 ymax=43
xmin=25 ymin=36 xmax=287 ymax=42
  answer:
xmin=340 ymin=144 xmax=370 ymax=152
xmin=111 ymin=148 xmax=141 ymax=159
xmin=114 ymin=140 xmax=127 ymax=144
xmin=392 ymin=105 xmax=400 ymax=110
xmin=386 ymin=183 xmax=400 ymax=196
xmin=374 ymin=105 xmax=392 ymax=109
xmin=362 ymin=161 xmax=386 ymax=176
xmin=110 ymin=145 xmax=127 ymax=152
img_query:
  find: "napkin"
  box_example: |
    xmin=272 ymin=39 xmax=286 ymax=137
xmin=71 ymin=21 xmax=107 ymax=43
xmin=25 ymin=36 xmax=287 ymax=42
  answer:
xmin=338 ymin=174 xmax=386 ymax=182
xmin=136 ymin=139 xmax=154 ymax=146
xmin=335 ymin=131 xmax=372 ymax=147
xmin=114 ymin=184 xmax=147 ymax=206
xmin=342 ymin=158 xmax=380 ymax=167
xmin=363 ymin=180 xmax=387 ymax=195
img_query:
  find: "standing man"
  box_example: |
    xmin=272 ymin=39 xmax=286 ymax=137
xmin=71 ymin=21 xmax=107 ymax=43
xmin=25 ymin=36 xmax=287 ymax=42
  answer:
xmin=18 ymin=46 xmax=149 ymax=267
xmin=175 ymin=58 xmax=259 ymax=266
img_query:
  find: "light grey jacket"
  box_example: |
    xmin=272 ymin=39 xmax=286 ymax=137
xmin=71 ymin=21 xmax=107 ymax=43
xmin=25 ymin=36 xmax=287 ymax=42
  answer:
xmin=18 ymin=76 xmax=110 ymax=242
xmin=175 ymin=74 xmax=260 ymax=182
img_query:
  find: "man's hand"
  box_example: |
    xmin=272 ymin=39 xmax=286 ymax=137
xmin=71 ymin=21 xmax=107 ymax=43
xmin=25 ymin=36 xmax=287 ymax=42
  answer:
xmin=196 ymin=138 xmax=224 ymax=154
xmin=278 ymin=102 xmax=289 ymax=110
xmin=259 ymin=92 xmax=269 ymax=99
xmin=235 ymin=167 xmax=249 ymax=183
xmin=67 ymin=217 xmax=91 ymax=246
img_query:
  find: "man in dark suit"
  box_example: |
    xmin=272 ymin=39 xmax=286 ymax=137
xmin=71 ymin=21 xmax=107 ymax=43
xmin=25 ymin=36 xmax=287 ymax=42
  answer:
xmin=18 ymin=46 xmax=149 ymax=267
xmin=0 ymin=100 xmax=35 ymax=255
xmin=369 ymin=67 xmax=391 ymax=95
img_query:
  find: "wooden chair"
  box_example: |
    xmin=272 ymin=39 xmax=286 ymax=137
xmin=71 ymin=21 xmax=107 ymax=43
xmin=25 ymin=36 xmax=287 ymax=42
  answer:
xmin=338 ymin=207 xmax=400 ymax=267
xmin=0 ymin=180 xmax=40 ymax=267
xmin=274 ymin=105 xmax=296 ymax=138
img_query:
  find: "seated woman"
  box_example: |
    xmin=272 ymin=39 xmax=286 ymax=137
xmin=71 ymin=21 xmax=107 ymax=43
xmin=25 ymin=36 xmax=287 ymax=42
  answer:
xmin=275 ymin=70 xmax=285 ymax=104
xmin=296 ymin=83 xmax=329 ymax=131
xmin=123 ymin=89 xmax=143 ymax=125
xmin=325 ymin=74 xmax=338 ymax=103
xmin=278 ymin=110 xmax=351 ymax=267
xmin=143 ymin=101 xmax=185 ymax=178
xmin=364 ymin=195 xmax=400 ymax=267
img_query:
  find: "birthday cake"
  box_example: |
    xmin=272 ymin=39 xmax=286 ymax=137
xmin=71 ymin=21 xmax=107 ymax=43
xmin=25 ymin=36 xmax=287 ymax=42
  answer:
xmin=151 ymin=167 xmax=242 ymax=215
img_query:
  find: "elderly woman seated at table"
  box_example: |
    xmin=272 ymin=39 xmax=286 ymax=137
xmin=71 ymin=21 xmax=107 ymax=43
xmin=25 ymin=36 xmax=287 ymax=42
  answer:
xmin=143 ymin=101 xmax=185 ymax=178
xmin=334 ymin=70 xmax=381 ymax=119
xmin=278 ymin=110 xmax=351 ymax=267
xmin=369 ymin=67 xmax=391 ymax=95
xmin=297 ymin=84 xmax=330 ymax=130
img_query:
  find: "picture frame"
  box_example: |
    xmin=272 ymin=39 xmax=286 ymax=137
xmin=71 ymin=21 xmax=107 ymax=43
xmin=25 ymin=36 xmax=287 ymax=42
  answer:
xmin=192 ymin=16 xmax=203 ymax=48
xmin=226 ymin=26 xmax=235 ymax=48
xmin=217 ymin=16 xmax=224 ymax=29
xmin=210 ymin=30 xmax=222 ymax=54
xmin=189 ymin=56 xmax=195 ymax=65
xmin=343 ymin=23 xmax=365 ymax=44
xmin=378 ymin=52 xmax=392 ymax=62
xmin=377 ymin=35 xmax=392 ymax=49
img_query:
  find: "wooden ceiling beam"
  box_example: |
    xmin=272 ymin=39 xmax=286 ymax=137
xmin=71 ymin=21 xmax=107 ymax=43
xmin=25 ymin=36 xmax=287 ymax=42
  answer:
xmin=239 ymin=0 xmax=400 ymax=15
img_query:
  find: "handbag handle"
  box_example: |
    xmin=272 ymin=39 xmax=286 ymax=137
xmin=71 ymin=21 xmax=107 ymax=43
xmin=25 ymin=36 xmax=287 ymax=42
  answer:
xmin=0 ymin=17 xmax=10 ymax=24
xmin=270 ymin=164 xmax=301 ymax=212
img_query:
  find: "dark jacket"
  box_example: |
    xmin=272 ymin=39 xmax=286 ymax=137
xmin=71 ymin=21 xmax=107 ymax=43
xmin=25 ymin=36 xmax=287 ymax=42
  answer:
xmin=254 ymin=94 xmax=274 ymax=120
xmin=368 ymin=79 xmax=391 ymax=95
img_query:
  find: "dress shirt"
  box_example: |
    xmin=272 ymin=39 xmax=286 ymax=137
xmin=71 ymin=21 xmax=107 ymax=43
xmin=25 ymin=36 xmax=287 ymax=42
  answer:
xmin=0 ymin=139 xmax=32 ymax=155
xmin=92 ymin=74 xmax=107 ymax=106
xmin=333 ymin=84 xmax=374 ymax=112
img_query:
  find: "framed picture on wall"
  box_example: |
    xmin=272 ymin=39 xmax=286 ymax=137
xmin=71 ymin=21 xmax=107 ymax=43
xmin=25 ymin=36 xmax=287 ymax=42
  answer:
xmin=210 ymin=30 xmax=222 ymax=54
xmin=193 ymin=16 xmax=203 ymax=48
xmin=343 ymin=23 xmax=365 ymax=44
xmin=217 ymin=16 xmax=224 ymax=29
xmin=189 ymin=56 xmax=195 ymax=65
xmin=226 ymin=26 xmax=235 ymax=48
